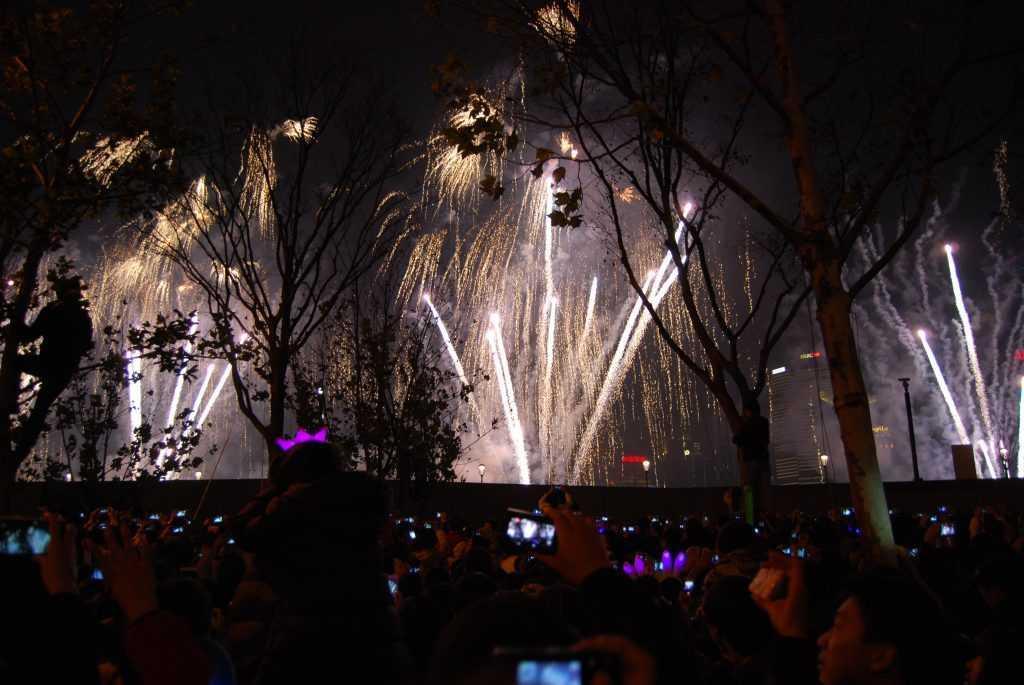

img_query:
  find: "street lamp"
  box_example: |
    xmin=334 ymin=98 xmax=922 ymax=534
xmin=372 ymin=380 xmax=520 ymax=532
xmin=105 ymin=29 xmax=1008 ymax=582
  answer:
xmin=642 ymin=459 xmax=651 ymax=487
xmin=819 ymin=454 xmax=829 ymax=483
xmin=898 ymin=378 xmax=922 ymax=481
xmin=478 ymin=463 xmax=486 ymax=483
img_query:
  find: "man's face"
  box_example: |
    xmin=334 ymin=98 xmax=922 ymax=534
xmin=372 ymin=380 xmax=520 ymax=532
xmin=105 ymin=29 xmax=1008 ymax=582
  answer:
xmin=817 ymin=598 xmax=896 ymax=685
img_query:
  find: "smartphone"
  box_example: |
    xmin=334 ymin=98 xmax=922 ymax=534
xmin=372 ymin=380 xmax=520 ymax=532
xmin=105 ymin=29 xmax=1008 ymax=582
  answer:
xmin=505 ymin=509 xmax=557 ymax=553
xmin=781 ymin=546 xmax=793 ymax=556
xmin=91 ymin=568 xmax=104 ymax=581
xmin=408 ymin=530 xmax=417 ymax=540
xmin=796 ymin=547 xmax=807 ymax=559
xmin=496 ymin=649 xmax=617 ymax=685
xmin=212 ymin=515 xmax=224 ymax=524
xmin=0 ymin=519 xmax=51 ymax=555
xmin=171 ymin=526 xmax=185 ymax=535
xmin=684 ymin=579 xmax=695 ymax=592
xmin=841 ymin=508 xmax=853 ymax=517
xmin=147 ymin=513 xmax=160 ymax=521
xmin=654 ymin=560 xmax=664 ymax=573
xmin=929 ymin=515 xmax=939 ymax=523
xmin=712 ymin=554 xmax=720 ymax=564
xmin=226 ymin=538 xmax=236 ymax=545
xmin=941 ymin=523 xmax=955 ymax=537
xmin=909 ymin=547 xmax=920 ymax=558
xmin=387 ymin=578 xmax=398 ymax=597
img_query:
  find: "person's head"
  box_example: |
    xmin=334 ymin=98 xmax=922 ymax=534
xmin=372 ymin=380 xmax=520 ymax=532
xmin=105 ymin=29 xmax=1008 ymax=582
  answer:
xmin=701 ymin=575 xmax=774 ymax=662
xmin=974 ymin=556 xmax=1023 ymax=611
xmin=267 ymin=438 xmax=343 ymax=490
xmin=157 ymin=578 xmax=213 ymax=637
xmin=716 ymin=521 xmax=754 ymax=556
xmin=818 ymin=571 xmax=960 ymax=685
xmin=52 ymin=275 xmax=85 ymax=301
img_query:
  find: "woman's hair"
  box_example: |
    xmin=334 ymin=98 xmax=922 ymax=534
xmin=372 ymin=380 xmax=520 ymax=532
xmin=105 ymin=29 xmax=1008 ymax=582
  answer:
xmin=268 ymin=440 xmax=343 ymax=489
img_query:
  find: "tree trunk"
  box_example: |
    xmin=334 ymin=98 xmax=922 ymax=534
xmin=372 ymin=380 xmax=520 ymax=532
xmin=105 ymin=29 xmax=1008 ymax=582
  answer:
xmin=0 ymin=243 xmax=47 ymax=512
xmin=816 ymin=286 xmax=895 ymax=552
xmin=767 ymin=0 xmax=894 ymax=554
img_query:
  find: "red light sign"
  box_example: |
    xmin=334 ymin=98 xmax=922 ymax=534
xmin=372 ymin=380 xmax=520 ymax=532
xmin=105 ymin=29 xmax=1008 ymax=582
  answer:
xmin=622 ymin=455 xmax=647 ymax=464
xmin=1015 ymin=349 xmax=1024 ymax=361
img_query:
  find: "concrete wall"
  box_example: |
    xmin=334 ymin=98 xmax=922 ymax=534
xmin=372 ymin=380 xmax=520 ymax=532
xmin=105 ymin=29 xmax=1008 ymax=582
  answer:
xmin=8 ymin=478 xmax=1023 ymax=520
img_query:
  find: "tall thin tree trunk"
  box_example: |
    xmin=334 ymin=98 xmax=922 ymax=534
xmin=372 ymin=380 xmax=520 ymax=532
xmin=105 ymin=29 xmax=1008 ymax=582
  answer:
xmin=767 ymin=0 xmax=894 ymax=553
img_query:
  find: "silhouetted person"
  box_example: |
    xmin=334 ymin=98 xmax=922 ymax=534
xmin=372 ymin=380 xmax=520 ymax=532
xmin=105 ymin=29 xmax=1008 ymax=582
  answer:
xmin=733 ymin=399 xmax=770 ymax=523
xmin=19 ymin=276 xmax=93 ymax=444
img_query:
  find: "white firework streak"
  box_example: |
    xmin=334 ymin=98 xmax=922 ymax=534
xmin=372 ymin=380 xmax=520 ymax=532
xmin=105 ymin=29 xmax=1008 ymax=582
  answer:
xmin=487 ymin=319 xmax=530 ymax=484
xmin=189 ymin=365 xmax=216 ymax=430
xmin=156 ymin=317 xmax=200 ymax=469
xmin=126 ymin=351 xmax=143 ymax=438
xmin=423 ymin=295 xmax=481 ymax=426
xmin=197 ymin=364 xmax=233 ymax=428
xmin=542 ymin=296 xmax=558 ymax=477
xmin=581 ymin=275 xmax=599 ymax=340
xmin=539 ymin=180 xmax=557 ymax=474
xmin=917 ymin=330 xmax=972 ymax=447
xmin=165 ymin=317 xmax=200 ymax=430
xmin=944 ymin=245 xmax=999 ymax=474
xmin=1018 ymin=377 xmax=1024 ymax=478
xmin=572 ymin=212 xmax=690 ymax=482
xmin=572 ymin=271 xmax=658 ymax=482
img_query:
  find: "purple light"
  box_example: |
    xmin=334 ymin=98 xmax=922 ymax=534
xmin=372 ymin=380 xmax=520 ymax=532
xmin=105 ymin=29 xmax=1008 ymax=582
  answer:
xmin=275 ymin=426 xmax=328 ymax=452
xmin=623 ymin=562 xmax=634 ymax=577
xmin=673 ymin=551 xmax=687 ymax=575
xmin=661 ymin=550 xmax=672 ymax=575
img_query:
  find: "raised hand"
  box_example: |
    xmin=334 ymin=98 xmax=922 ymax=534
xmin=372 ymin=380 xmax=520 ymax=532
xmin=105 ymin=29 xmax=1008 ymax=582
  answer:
xmin=94 ymin=514 xmax=158 ymax=623
xmin=36 ymin=513 xmax=77 ymax=596
xmin=537 ymin=502 xmax=610 ymax=585
xmin=750 ymin=554 xmax=810 ymax=639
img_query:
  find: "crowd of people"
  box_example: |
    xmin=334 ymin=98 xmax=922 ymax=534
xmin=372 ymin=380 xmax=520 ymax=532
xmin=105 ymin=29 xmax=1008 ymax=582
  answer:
xmin=2 ymin=440 xmax=1022 ymax=685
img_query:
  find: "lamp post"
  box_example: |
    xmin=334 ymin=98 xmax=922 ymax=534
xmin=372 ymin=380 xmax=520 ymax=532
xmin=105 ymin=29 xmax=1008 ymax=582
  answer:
xmin=478 ymin=463 xmax=486 ymax=483
xmin=898 ymin=378 xmax=922 ymax=481
xmin=642 ymin=459 xmax=651 ymax=487
xmin=819 ymin=453 xmax=829 ymax=483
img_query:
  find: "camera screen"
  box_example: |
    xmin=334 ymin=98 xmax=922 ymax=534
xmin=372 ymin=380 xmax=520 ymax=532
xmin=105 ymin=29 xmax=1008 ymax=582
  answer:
xmin=941 ymin=523 xmax=955 ymax=536
xmin=0 ymin=521 xmax=51 ymax=555
xmin=506 ymin=515 xmax=556 ymax=553
xmin=516 ymin=659 xmax=582 ymax=685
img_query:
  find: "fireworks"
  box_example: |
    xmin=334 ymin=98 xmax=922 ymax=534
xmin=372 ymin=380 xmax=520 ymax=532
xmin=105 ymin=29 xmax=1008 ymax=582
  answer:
xmin=277 ymin=116 xmax=319 ymax=142
xmin=944 ymin=244 xmax=997 ymax=472
xmin=534 ymin=1 xmax=581 ymax=45
xmin=1018 ymin=377 xmax=1024 ymax=478
xmin=917 ymin=329 xmax=971 ymax=447
xmin=487 ymin=318 xmax=530 ymax=484
xmin=857 ymin=195 xmax=1023 ymax=479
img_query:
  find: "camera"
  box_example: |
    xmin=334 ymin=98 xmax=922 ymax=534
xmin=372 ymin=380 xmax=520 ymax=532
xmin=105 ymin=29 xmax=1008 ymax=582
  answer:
xmin=940 ymin=523 xmax=955 ymax=537
xmin=212 ymin=515 xmax=224 ymax=524
xmin=505 ymin=509 xmax=557 ymax=553
xmin=495 ymin=648 xmax=619 ymax=685
xmin=0 ymin=519 xmax=51 ymax=556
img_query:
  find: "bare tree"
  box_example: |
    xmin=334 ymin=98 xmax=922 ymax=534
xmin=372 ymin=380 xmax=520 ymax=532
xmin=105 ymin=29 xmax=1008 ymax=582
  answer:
xmin=152 ymin=54 xmax=411 ymax=460
xmin=0 ymin=1 xmax=185 ymax=507
xmin=442 ymin=0 xmax=1020 ymax=553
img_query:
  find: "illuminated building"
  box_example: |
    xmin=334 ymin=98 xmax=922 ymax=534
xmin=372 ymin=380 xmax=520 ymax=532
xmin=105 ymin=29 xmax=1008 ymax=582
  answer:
xmin=767 ymin=352 xmax=836 ymax=485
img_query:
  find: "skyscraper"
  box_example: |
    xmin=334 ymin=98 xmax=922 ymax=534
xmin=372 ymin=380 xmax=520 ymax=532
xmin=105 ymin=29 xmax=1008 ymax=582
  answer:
xmin=767 ymin=352 xmax=836 ymax=485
